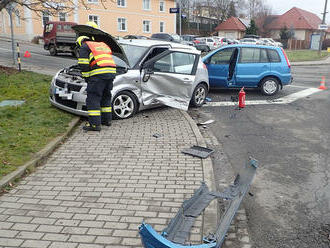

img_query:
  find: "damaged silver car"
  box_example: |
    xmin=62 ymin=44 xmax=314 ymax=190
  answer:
xmin=49 ymin=25 xmax=209 ymax=119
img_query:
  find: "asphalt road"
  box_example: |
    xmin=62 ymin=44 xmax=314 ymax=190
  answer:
xmin=0 ymin=39 xmax=75 ymax=75
xmin=193 ymin=65 xmax=330 ymax=248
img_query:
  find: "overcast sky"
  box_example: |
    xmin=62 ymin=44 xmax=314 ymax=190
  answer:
xmin=267 ymin=0 xmax=329 ymax=23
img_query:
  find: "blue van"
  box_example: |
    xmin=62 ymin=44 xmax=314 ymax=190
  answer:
xmin=202 ymin=44 xmax=292 ymax=95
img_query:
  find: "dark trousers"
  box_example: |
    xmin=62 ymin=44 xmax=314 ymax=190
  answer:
xmin=86 ymin=74 xmax=115 ymax=126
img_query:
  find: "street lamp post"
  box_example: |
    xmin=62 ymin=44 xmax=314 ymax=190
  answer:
xmin=318 ymin=0 xmax=328 ymax=55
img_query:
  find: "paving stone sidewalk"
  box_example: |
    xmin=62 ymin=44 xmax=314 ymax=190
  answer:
xmin=0 ymin=108 xmax=209 ymax=248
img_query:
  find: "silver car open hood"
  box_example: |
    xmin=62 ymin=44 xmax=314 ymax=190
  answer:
xmin=72 ymin=25 xmax=129 ymax=65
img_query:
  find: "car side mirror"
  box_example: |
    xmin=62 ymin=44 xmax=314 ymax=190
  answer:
xmin=142 ymin=67 xmax=154 ymax=82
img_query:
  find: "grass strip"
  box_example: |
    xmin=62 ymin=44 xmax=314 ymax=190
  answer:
xmin=286 ymin=50 xmax=329 ymax=62
xmin=0 ymin=67 xmax=74 ymax=179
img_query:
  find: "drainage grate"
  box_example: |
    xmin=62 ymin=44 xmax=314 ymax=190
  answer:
xmin=181 ymin=145 xmax=214 ymax=159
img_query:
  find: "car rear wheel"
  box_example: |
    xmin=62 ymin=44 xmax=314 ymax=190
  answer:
xmin=190 ymin=84 xmax=208 ymax=107
xmin=112 ymin=91 xmax=138 ymax=119
xmin=49 ymin=45 xmax=57 ymax=56
xmin=260 ymin=77 xmax=279 ymax=96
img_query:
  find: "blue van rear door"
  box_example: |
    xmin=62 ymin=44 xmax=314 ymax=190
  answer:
xmin=235 ymin=47 xmax=270 ymax=87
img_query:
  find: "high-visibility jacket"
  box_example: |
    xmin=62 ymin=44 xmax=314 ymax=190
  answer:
xmin=78 ymin=41 xmax=116 ymax=78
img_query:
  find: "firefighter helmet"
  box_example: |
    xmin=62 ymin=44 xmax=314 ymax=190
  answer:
xmin=86 ymin=21 xmax=98 ymax=29
xmin=76 ymin=35 xmax=91 ymax=47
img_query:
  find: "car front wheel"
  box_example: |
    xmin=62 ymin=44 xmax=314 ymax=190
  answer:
xmin=260 ymin=77 xmax=279 ymax=96
xmin=190 ymin=84 xmax=208 ymax=107
xmin=112 ymin=91 xmax=138 ymax=119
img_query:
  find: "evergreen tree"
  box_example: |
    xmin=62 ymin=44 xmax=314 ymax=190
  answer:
xmin=245 ymin=20 xmax=258 ymax=35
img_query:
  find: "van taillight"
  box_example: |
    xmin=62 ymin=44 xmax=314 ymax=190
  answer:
xmin=281 ymin=48 xmax=291 ymax=69
xmin=214 ymin=42 xmax=216 ymax=46
xmin=203 ymin=63 xmax=207 ymax=69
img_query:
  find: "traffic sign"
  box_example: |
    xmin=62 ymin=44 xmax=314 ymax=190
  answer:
xmin=169 ymin=8 xmax=180 ymax=13
xmin=318 ymin=24 xmax=328 ymax=30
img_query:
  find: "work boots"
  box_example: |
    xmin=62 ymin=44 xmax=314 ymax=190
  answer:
xmin=101 ymin=121 xmax=111 ymax=127
xmin=83 ymin=123 xmax=101 ymax=132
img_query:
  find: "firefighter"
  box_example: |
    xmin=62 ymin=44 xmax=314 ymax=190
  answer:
xmin=76 ymin=25 xmax=116 ymax=132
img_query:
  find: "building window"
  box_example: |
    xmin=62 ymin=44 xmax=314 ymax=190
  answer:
xmin=160 ymin=21 xmax=165 ymax=33
xmin=87 ymin=0 xmax=98 ymax=3
xmin=59 ymin=12 xmax=66 ymax=22
xmin=159 ymin=1 xmax=165 ymax=12
xmin=143 ymin=20 xmax=151 ymax=33
xmin=88 ymin=15 xmax=99 ymax=27
xmin=118 ymin=18 xmax=127 ymax=31
xmin=117 ymin=0 xmax=126 ymax=7
xmin=15 ymin=11 xmax=21 ymax=27
xmin=42 ymin=11 xmax=50 ymax=26
xmin=143 ymin=0 xmax=151 ymax=10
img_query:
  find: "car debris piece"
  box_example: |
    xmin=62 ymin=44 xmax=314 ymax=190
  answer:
xmin=153 ymin=133 xmax=162 ymax=138
xmin=181 ymin=146 xmax=214 ymax=159
xmin=139 ymin=158 xmax=258 ymax=248
xmin=205 ymin=97 xmax=212 ymax=102
xmin=197 ymin=120 xmax=215 ymax=126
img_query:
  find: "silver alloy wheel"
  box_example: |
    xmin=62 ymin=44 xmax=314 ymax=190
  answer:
xmin=263 ymin=79 xmax=278 ymax=95
xmin=113 ymin=94 xmax=135 ymax=119
xmin=194 ymin=85 xmax=206 ymax=105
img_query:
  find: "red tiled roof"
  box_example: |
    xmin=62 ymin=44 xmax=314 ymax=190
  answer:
xmin=267 ymin=7 xmax=322 ymax=30
xmin=215 ymin=16 xmax=246 ymax=31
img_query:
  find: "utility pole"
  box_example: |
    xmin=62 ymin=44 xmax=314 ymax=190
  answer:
xmin=6 ymin=3 xmax=16 ymax=65
xmin=179 ymin=0 xmax=182 ymax=36
xmin=318 ymin=0 xmax=328 ymax=55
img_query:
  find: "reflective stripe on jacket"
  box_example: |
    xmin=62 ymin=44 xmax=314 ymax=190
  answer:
xmin=86 ymin=41 xmax=116 ymax=69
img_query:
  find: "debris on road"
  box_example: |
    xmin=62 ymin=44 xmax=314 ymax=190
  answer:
xmin=139 ymin=158 xmax=258 ymax=248
xmin=181 ymin=146 xmax=214 ymax=159
xmin=152 ymin=133 xmax=162 ymax=138
xmin=205 ymin=97 xmax=212 ymax=102
xmin=197 ymin=120 xmax=215 ymax=126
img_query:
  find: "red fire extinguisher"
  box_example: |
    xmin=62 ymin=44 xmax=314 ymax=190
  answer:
xmin=239 ymin=87 xmax=246 ymax=108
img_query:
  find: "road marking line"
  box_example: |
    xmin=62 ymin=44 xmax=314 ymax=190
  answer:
xmin=287 ymin=85 xmax=310 ymax=89
xmin=205 ymin=88 xmax=322 ymax=107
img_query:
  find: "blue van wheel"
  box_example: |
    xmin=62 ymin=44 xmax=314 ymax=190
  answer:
xmin=260 ymin=77 xmax=279 ymax=96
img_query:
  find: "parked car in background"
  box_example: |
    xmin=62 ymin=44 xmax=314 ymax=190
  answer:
xmin=192 ymin=38 xmax=211 ymax=52
xmin=213 ymin=37 xmax=228 ymax=46
xmin=151 ymin=33 xmax=182 ymax=43
xmin=239 ymin=38 xmax=262 ymax=45
xmin=123 ymin=35 xmax=149 ymax=40
xmin=202 ymin=44 xmax=292 ymax=96
xmin=243 ymin=34 xmax=260 ymax=39
xmin=181 ymin=34 xmax=198 ymax=46
xmin=195 ymin=37 xmax=220 ymax=50
xmin=50 ymin=26 xmax=209 ymax=119
xmin=260 ymin=38 xmax=284 ymax=47
xmin=43 ymin=21 xmax=78 ymax=56
xmin=260 ymin=38 xmax=276 ymax=46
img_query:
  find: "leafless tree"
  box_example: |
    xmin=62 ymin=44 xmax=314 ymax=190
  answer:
xmin=0 ymin=0 xmax=116 ymax=16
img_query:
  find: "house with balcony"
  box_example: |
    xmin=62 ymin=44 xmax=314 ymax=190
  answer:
xmin=0 ymin=0 xmax=176 ymax=41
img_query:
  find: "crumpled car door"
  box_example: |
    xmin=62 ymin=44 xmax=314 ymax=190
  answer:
xmin=141 ymin=50 xmax=199 ymax=111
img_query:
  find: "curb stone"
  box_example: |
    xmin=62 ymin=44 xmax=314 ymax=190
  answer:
xmin=0 ymin=117 xmax=80 ymax=190
xmin=181 ymin=110 xmax=219 ymax=240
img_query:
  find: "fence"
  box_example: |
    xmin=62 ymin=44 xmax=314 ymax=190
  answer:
xmin=286 ymin=39 xmax=308 ymax=50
